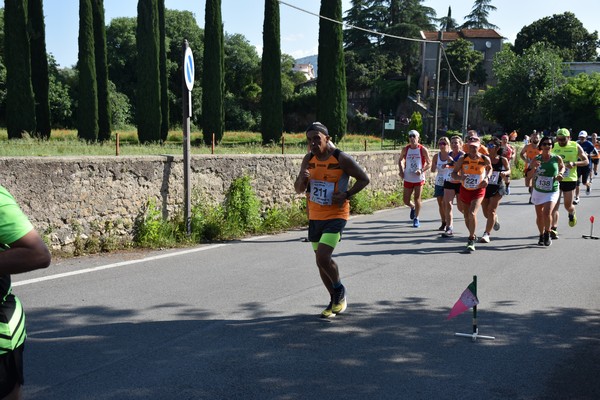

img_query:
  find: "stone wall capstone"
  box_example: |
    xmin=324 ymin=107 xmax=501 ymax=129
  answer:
xmin=0 ymin=151 xmax=403 ymax=254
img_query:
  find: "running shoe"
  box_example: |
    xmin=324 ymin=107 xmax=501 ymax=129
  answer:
xmin=586 ymin=186 xmax=591 ymax=195
xmin=479 ymin=232 xmax=490 ymax=243
xmin=573 ymin=197 xmax=580 ymax=205
xmin=438 ymin=223 xmax=447 ymax=231
xmin=320 ymin=302 xmax=336 ymax=318
xmin=409 ymin=207 xmax=416 ymax=220
xmin=569 ymin=212 xmax=577 ymax=227
xmin=550 ymin=228 xmax=559 ymax=240
xmin=493 ymin=218 xmax=500 ymax=231
xmin=466 ymin=238 xmax=476 ymax=252
xmin=506 ymin=186 xmax=511 ymax=195
xmin=413 ymin=217 xmax=420 ymax=228
xmin=441 ymin=227 xmax=454 ymax=237
xmin=538 ymin=234 xmax=544 ymax=246
xmin=543 ymin=231 xmax=552 ymax=246
xmin=331 ymin=285 xmax=347 ymax=314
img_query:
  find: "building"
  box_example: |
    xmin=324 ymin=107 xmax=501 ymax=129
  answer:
xmin=418 ymin=29 xmax=504 ymax=99
xmin=292 ymin=63 xmax=316 ymax=81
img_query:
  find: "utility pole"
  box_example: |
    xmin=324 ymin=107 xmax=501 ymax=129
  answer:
xmin=433 ymin=31 xmax=442 ymax=145
xmin=462 ymin=67 xmax=471 ymax=136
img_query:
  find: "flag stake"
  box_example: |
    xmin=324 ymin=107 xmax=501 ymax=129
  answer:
xmin=582 ymin=215 xmax=599 ymax=239
xmin=454 ymin=275 xmax=496 ymax=342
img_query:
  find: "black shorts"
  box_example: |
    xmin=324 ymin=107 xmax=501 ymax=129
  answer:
xmin=0 ymin=345 xmax=24 ymax=398
xmin=559 ymin=181 xmax=577 ymax=192
xmin=592 ymin=158 xmax=599 ymax=166
xmin=485 ymin=184 xmax=504 ymax=198
xmin=443 ymin=181 xmax=461 ymax=194
xmin=577 ymin=166 xmax=590 ymax=185
xmin=308 ymin=219 xmax=346 ymax=243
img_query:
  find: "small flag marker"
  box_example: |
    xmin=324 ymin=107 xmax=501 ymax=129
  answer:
xmin=450 ymin=276 xmax=496 ymax=341
xmin=582 ymin=216 xmax=599 ymax=239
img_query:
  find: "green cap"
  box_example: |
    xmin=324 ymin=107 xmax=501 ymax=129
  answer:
xmin=556 ymin=128 xmax=570 ymax=137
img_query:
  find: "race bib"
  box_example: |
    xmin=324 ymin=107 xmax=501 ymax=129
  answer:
xmin=464 ymin=174 xmax=481 ymax=189
xmin=435 ymin=169 xmax=448 ymax=186
xmin=309 ymin=179 xmax=335 ymax=205
xmin=535 ymin=175 xmax=554 ymax=191
xmin=564 ymin=167 xmax=571 ymax=176
xmin=489 ymin=171 xmax=500 ymax=185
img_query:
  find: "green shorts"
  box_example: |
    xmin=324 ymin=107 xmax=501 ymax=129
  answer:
xmin=308 ymin=219 xmax=346 ymax=250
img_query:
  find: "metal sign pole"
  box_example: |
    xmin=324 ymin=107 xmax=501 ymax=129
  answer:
xmin=182 ymin=40 xmax=194 ymax=236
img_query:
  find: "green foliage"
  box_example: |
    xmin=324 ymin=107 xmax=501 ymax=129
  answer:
xmin=482 ymin=44 xmax=565 ymax=132
xmin=136 ymin=0 xmax=161 ymax=143
xmin=316 ymin=0 xmax=347 ymax=141
xmin=202 ymin=0 xmax=225 ymax=144
xmin=92 ymin=0 xmax=112 ymax=141
xmin=4 ymin=0 xmax=37 ymax=138
xmin=261 ymin=0 xmax=283 ymax=144
xmin=408 ymin=111 xmax=423 ymax=134
xmin=460 ymin=0 xmax=498 ymax=30
xmin=554 ymin=72 xmax=600 ymax=131
xmin=134 ymin=197 xmax=180 ymax=247
xmin=223 ymin=175 xmax=261 ymax=237
xmin=444 ymin=38 xmax=484 ymax=95
xmin=513 ymin=12 xmax=598 ymax=62
xmin=29 ymin=0 xmax=51 ymax=139
xmin=77 ymin=0 xmax=99 ymax=141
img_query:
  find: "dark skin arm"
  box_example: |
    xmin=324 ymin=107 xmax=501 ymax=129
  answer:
xmin=332 ymin=152 xmax=370 ymax=204
xmin=0 ymin=229 xmax=51 ymax=275
xmin=294 ymin=153 xmax=313 ymax=194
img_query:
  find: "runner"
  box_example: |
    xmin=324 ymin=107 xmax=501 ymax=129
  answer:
xmin=527 ymin=136 xmax=565 ymax=246
xmin=430 ymin=136 xmax=451 ymax=231
xmin=574 ymin=131 xmax=596 ymax=199
xmin=398 ymin=130 xmax=431 ymax=228
xmin=591 ymin=132 xmax=600 ymax=176
xmin=294 ymin=122 xmax=370 ymax=318
xmin=451 ymin=135 xmax=492 ymax=251
xmin=551 ymin=128 xmax=589 ymax=237
xmin=441 ymin=136 xmax=465 ymax=237
xmin=519 ymin=130 xmax=541 ymax=204
xmin=479 ymin=137 xmax=511 ymax=243
xmin=501 ymin=134 xmax=516 ymax=194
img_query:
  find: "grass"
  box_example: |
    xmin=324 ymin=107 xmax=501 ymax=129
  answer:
xmin=0 ymin=129 xmax=389 ymax=156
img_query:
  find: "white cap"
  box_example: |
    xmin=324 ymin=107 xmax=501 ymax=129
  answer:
xmin=578 ymin=130 xmax=588 ymax=138
xmin=408 ymin=129 xmax=420 ymax=137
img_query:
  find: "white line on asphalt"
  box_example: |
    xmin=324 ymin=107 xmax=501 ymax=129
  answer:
xmin=12 ymin=243 xmax=228 ymax=287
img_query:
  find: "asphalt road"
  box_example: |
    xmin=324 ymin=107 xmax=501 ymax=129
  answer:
xmin=14 ymin=178 xmax=600 ymax=399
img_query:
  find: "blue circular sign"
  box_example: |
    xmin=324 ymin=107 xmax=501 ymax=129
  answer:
xmin=184 ymin=47 xmax=194 ymax=91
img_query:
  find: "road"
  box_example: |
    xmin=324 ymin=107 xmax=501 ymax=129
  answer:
xmin=14 ymin=179 xmax=600 ymax=399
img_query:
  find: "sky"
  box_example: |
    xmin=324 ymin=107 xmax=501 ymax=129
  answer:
xmin=43 ymin=0 xmax=600 ymax=69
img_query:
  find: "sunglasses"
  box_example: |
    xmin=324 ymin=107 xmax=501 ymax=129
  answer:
xmin=408 ymin=134 xmax=417 ymax=138
xmin=438 ymin=142 xmax=448 ymax=146
xmin=541 ymin=142 xmax=553 ymax=147
xmin=467 ymin=137 xmax=480 ymax=142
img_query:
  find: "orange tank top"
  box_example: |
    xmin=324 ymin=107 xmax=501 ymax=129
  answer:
xmin=460 ymin=155 xmax=487 ymax=191
xmin=524 ymin=144 xmax=541 ymax=167
xmin=307 ymin=149 xmax=350 ymax=220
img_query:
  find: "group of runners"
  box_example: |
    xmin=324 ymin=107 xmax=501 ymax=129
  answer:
xmin=294 ymin=122 xmax=598 ymax=318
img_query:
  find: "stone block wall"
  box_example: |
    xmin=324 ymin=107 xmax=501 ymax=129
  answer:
xmin=0 ymin=151 xmax=405 ymax=253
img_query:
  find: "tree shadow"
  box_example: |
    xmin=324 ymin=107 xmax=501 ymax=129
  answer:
xmin=22 ymin=299 xmax=600 ymax=399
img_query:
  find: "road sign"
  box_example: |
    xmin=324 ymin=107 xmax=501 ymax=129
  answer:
xmin=184 ymin=47 xmax=194 ymax=91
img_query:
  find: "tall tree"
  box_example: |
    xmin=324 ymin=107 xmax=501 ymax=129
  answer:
xmin=461 ymin=0 xmax=498 ymax=30
xmin=92 ymin=0 xmax=111 ymax=141
xmin=157 ymin=0 xmax=169 ymax=141
xmin=136 ymin=0 xmax=161 ymax=143
xmin=316 ymin=0 xmax=347 ymax=141
xmin=514 ymin=12 xmax=598 ymax=62
xmin=202 ymin=0 xmax=224 ymax=144
xmin=28 ymin=0 xmax=51 ymax=138
xmin=438 ymin=6 xmax=458 ymax=32
xmin=261 ymin=0 xmax=282 ymax=144
xmin=78 ymin=0 xmax=98 ymax=141
xmin=4 ymin=0 xmax=37 ymax=138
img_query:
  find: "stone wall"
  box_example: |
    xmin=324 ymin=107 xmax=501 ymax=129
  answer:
xmin=0 ymin=151 xmax=404 ymax=253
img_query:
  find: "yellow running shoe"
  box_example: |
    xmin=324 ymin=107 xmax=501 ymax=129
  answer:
xmin=568 ymin=212 xmax=577 ymax=227
xmin=331 ymin=285 xmax=347 ymax=314
xmin=320 ymin=302 xmax=336 ymax=318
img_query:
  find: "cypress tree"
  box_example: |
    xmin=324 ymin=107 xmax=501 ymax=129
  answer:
xmin=316 ymin=0 xmax=347 ymax=141
xmin=136 ymin=0 xmax=161 ymax=143
xmin=92 ymin=0 xmax=111 ymax=141
xmin=4 ymin=0 xmax=37 ymax=139
xmin=202 ymin=0 xmax=224 ymax=145
xmin=260 ymin=0 xmax=283 ymax=145
xmin=158 ymin=0 xmax=169 ymax=142
xmin=28 ymin=0 xmax=51 ymax=139
xmin=78 ymin=0 xmax=99 ymax=141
